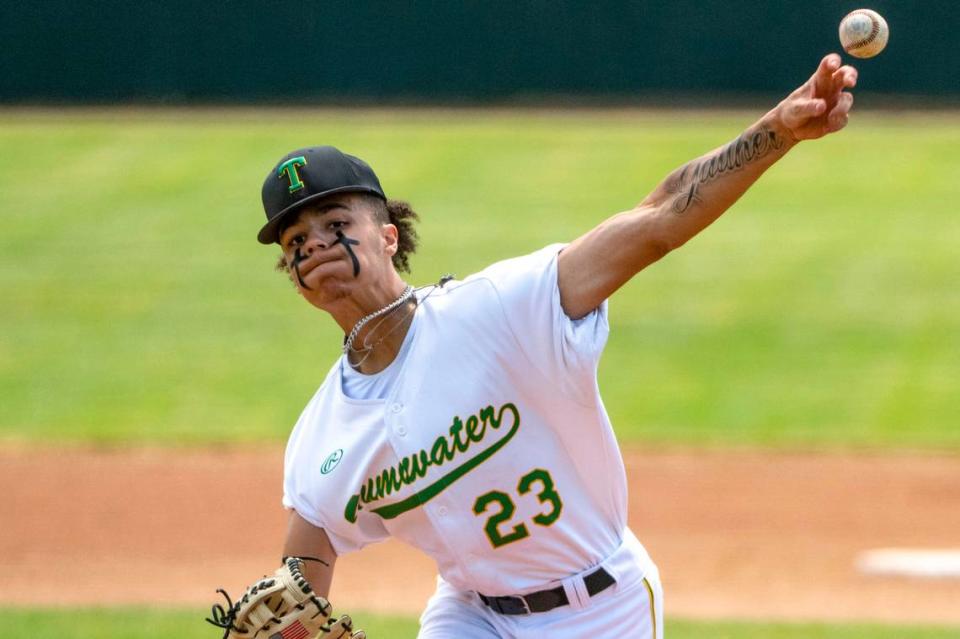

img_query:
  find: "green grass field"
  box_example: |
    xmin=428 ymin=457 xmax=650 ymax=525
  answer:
xmin=1 ymin=110 xmax=958 ymax=448
xmin=2 ymin=607 xmax=957 ymax=639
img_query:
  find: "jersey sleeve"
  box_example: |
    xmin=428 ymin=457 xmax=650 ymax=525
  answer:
xmin=281 ymin=395 xmax=391 ymax=556
xmin=282 ymin=471 xmax=365 ymax=557
xmin=474 ymin=244 xmax=610 ymax=405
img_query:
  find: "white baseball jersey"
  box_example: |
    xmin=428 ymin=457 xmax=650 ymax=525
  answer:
xmin=283 ymin=244 xmax=644 ymax=597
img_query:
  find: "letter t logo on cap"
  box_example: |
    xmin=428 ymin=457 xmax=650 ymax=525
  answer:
xmin=277 ymin=156 xmax=308 ymax=193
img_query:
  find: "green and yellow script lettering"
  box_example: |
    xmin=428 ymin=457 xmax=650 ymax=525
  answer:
xmin=343 ymin=402 xmax=520 ymax=523
xmin=464 ymin=415 xmax=485 ymax=442
xmin=430 ymin=434 xmax=455 ymax=466
xmin=449 ymin=418 xmax=470 ymax=453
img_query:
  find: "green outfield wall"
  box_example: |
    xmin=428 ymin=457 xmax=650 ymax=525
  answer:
xmin=1 ymin=1 xmax=956 ymax=103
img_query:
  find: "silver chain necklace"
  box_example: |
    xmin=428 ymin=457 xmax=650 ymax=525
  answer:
xmin=342 ymin=284 xmax=415 ymax=355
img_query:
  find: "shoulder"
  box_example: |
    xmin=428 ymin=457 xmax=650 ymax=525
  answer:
xmin=469 ymin=243 xmax=566 ymax=287
xmin=446 ymin=244 xmax=565 ymax=300
xmin=417 ymin=244 xmax=564 ymax=316
xmin=468 ymin=243 xmax=566 ymax=311
xmin=284 ymin=359 xmax=342 ymax=448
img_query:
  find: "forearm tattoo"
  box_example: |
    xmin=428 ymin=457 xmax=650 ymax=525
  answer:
xmin=665 ymin=126 xmax=784 ymax=214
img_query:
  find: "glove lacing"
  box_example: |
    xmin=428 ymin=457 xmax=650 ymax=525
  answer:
xmin=205 ymin=579 xmax=276 ymax=639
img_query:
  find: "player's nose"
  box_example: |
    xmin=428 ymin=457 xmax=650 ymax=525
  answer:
xmin=303 ymin=233 xmax=329 ymax=255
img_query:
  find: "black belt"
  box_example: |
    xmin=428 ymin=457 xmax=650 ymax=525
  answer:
xmin=478 ymin=567 xmax=615 ymax=615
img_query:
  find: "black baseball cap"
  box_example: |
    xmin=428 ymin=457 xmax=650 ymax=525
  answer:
xmin=258 ymin=146 xmax=386 ymax=244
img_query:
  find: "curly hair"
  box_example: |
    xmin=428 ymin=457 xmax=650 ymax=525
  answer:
xmin=373 ymin=197 xmax=420 ymax=274
xmin=275 ymin=196 xmax=420 ymax=275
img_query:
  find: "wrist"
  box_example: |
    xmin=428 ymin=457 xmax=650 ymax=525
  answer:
xmin=764 ymin=106 xmax=802 ymax=148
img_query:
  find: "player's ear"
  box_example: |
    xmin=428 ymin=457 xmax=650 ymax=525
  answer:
xmin=381 ymin=222 xmax=399 ymax=257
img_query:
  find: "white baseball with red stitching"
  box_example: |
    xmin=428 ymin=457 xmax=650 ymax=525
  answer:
xmin=839 ymin=9 xmax=889 ymax=59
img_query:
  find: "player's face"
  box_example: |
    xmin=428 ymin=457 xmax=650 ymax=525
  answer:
xmin=278 ymin=194 xmax=398 ymax=309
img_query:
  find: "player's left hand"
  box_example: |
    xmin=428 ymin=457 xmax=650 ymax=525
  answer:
xmin=775 ymin=53 xmax=857 ymax=142
xmin=206 ymin=558 xmax=366 ymax=639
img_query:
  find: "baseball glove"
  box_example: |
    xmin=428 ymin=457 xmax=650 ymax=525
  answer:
xmin=206 ymin=557 xmax=365 ymax=639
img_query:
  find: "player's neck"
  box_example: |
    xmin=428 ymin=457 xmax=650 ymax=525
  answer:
xmin=326 ymin=273 xmax=408 ymax=333
xmin=345 ymin=298 xmax=417 ymax=374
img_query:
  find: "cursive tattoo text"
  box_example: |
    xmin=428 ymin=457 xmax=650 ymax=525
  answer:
xmin=666 ymin=127 xmax=784 ymax=214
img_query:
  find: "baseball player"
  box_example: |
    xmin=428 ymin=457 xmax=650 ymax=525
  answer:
xmin=246 ymin=55 xmax=856 ymax=638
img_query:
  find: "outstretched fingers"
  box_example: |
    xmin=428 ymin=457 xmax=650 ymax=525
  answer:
xmin=833 ymin=64 xmax=858 ymax=90
xmin=791 ymin=98 xmax=827 ymax=120
xmin=813 ymin=53 xmax=843 ymax=97
xmin=827 ymin=91 xmax=854 ymax=132
xmin=781 ymin=54 xmax=858 ymax=140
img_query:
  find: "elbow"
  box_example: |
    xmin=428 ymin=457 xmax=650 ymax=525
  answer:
xmin=614 ymin=205 xmax=683 ymax=270
xmin=630 ymin=206 xmax=689 ymax=258
xmin=628 ymin=215 xmax=680 ymax=263
xmin=643 ymin=236 xmax=674 ymax=263
xmin=661 ymin=231 xmax=691 ymax=254
xmin=623 ymin=231 xmax=674 ymax=273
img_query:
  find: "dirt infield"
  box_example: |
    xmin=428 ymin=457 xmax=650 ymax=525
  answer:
xmin=1 ymin=445 xmax=958 ymax=625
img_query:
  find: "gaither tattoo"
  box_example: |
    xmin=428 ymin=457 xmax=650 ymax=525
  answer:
xmin=666 ymin=126 xmax=784 ymax=214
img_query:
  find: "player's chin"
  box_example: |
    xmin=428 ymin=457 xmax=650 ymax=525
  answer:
xmin=299 ymin=271 xmax=354 ymax=307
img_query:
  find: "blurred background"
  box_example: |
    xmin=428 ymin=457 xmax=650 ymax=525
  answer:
xmin=1 ymin=2 xmax=958 ymax=638
xmin=2 ymin=0 xmax=958 ymax=105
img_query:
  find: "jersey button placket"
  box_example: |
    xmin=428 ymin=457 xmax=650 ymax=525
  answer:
xmin=389 ymin=402 xmax=406 ymax=436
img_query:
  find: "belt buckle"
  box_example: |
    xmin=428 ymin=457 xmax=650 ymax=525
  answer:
xmin=517 ymin=596 xmax=532 ymax=615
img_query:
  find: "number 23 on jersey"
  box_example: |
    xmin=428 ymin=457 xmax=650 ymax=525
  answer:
xmin=472 ymin=468 xmax=563 ymax=549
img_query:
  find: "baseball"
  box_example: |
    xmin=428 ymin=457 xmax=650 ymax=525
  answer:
xmin=839 ymin=9 xmax=889 ymax=58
